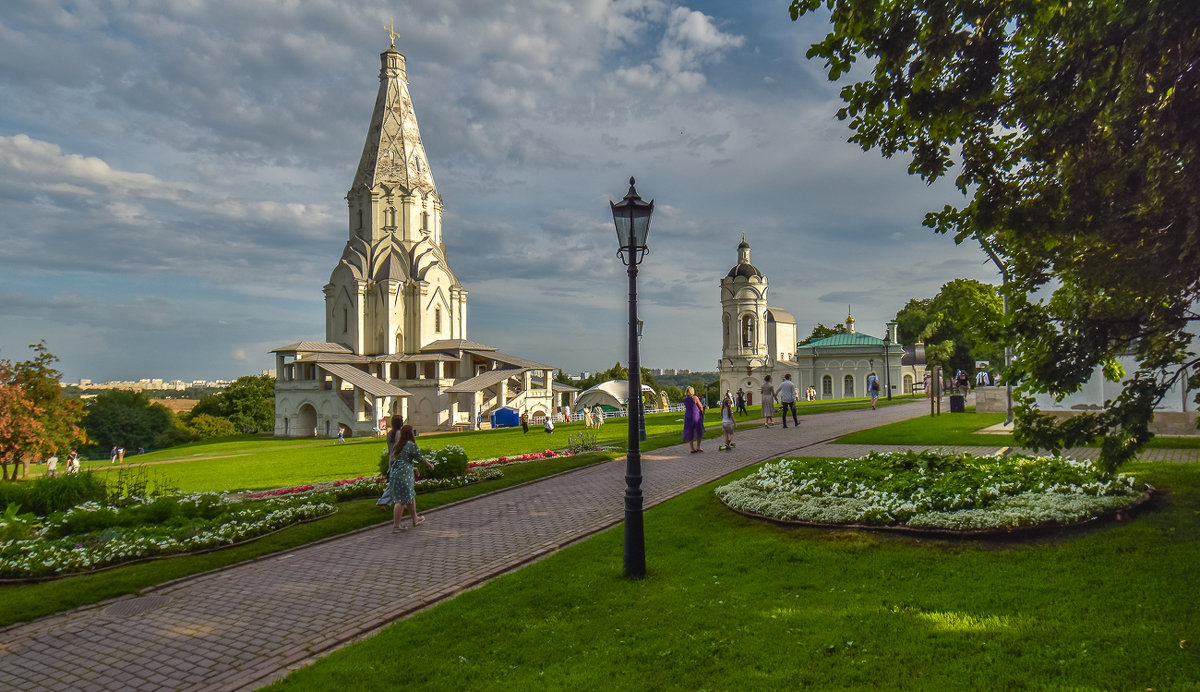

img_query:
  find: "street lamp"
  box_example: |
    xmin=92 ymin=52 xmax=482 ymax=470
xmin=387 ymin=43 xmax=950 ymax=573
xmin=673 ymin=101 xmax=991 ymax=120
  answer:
xmin=883 ymin=324 xmax=893 ymax=401
xmin=610 ymin=176 xmax=653 ymax=579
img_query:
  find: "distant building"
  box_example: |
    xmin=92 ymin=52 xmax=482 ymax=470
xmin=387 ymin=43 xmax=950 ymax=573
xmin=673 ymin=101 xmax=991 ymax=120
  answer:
xmin=271 ymin=44 xmax=576 ymax=438
xmin=718 ymin=236 xmax=922 ymax=400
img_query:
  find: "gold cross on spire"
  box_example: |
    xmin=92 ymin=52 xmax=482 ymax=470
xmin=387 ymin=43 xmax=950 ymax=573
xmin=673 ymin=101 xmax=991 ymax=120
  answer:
xmin=384 ymin=17 xmax=399 ymax=49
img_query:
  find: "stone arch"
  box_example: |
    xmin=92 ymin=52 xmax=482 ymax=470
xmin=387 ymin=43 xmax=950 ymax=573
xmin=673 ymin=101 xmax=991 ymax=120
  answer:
xmin=296 ymin=403 xmax=318 ymax=438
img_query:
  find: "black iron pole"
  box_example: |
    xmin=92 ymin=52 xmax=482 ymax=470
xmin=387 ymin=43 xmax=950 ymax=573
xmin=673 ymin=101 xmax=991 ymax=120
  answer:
xmin=884 ymin=340 xmax=893 ymax=401
xmin=624 ymin=238 xmax=646 ymax=579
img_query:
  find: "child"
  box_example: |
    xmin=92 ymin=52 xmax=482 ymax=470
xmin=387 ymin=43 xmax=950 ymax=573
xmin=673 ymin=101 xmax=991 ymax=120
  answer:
xmin=544 ymin=416 xmax=555 ymax=434
xmin=719 ymin=396 xmax=736 ymax=450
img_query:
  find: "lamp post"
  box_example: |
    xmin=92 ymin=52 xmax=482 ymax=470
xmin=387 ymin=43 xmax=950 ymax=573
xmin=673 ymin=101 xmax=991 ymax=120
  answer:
xmin=883 ymin=325 xmax=893 ymax=401
xmin=637 ymin=319 xmax=646 ymax=442
xmin=610 ymin=176 xmax=653 ymax=579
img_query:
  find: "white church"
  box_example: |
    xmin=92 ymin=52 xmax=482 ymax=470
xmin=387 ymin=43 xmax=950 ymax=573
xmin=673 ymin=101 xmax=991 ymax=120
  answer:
xmin=272 ymin=44 xmax=576 ymax=437
xmin=717 ymin=236 xmax=926 ymax=402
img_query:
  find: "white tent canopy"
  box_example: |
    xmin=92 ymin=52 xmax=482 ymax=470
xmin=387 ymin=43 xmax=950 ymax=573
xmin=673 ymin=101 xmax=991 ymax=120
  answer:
xmin=575 ymin=380 xmax=656 ymax=411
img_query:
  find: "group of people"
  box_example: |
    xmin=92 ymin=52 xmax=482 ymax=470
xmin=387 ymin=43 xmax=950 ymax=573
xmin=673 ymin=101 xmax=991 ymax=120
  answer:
xmin=44 ymin=450 xmax=81 ymax=476
xmin=757 ymin=374 xmax=801 ymax=428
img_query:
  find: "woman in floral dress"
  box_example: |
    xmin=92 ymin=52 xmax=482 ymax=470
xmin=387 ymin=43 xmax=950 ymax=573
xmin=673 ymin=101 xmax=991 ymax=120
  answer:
xmin=380 ymin=423 xmax=434 ymax=532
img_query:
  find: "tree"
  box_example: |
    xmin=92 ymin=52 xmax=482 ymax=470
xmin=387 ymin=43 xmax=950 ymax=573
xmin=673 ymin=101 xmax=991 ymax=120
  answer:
xmin=82 ymin=390 xmax=176 ymax=452
xmin=189 ymin=375 xmax=275 ymax=432
xmin=792 ymin=0 xmax=1200 ymax=470
xmin=798 ymin=323 xmax=844 ymax=346
xmin=0 ymin=343 xmax=85 ymax=480
xmin=895 ymin=279 xmax=1003 ymax=374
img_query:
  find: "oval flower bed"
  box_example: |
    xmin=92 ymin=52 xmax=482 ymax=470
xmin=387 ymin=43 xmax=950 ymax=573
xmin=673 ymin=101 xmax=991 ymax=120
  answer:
xmin=716 ymin=450 xmax=1149 ymax=533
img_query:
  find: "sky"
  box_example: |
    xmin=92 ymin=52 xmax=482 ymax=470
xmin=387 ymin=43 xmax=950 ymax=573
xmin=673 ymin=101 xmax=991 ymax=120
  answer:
xmin=0 ymin=0 xmax=1000 ymax=383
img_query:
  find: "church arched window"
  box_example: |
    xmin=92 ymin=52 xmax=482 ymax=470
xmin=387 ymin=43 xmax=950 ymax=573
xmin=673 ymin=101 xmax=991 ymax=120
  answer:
xmin=741 ymin=315 xmax=754 ymax=349
xmin=843 ymin=374 xmax=854 ymax=397
xmin=722 ymin=314 xmax=730 ymax=348
xmin=822 ymin=375 xmax=832 ymax=396
xmin=343 ymin=308 xmax=348 ymax=334
xmin=903 ymin=374 xmax=914 ymax=394
xmin=395 ymin=331 xmax=403 ymax=354
xmin=435 ymin=307 xmax=442 ymax=333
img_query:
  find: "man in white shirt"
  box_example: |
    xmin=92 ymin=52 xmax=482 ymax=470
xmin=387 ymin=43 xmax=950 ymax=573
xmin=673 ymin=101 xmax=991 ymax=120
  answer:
xmin=778 ymin=373 xmax=799 ymax=428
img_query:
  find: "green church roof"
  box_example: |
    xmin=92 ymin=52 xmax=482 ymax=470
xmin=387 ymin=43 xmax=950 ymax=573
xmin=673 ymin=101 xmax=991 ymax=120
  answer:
xmin=800 ymin=332 xmax=885 ymax=349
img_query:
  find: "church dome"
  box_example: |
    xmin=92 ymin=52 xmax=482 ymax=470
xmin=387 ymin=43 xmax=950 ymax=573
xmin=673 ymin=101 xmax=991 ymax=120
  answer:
xmin=726 ymin=262 xmax=763 ymax=278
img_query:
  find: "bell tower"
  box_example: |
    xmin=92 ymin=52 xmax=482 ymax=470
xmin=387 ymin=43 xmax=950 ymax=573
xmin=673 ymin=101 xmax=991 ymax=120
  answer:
xmin=718 ymin=234 xmax=770 ymax=397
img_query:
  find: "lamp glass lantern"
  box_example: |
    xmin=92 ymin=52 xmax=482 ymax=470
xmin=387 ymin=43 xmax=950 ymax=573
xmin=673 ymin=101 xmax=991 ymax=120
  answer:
xmin=611 ymin=177 xmax=654 ymax=265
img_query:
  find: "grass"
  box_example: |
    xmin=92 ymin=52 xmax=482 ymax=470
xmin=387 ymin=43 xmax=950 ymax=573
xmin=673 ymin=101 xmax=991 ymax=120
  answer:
xmin=269 ymin=460 xmax=1200 ymax=691
xmin=835 ymin=411 xmax=1011 ymax=447
xmin=66 ymin=409 xmax=749 ymax=493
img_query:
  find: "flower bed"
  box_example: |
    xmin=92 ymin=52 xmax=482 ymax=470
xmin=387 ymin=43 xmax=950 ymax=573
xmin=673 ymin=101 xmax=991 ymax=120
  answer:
xmin=716 ymin=450 xmax=1147 ymax=533
xmin=0 ymin=493 xmax=336 ymax=580
xmin=469 ymin=449 xmax=572 ymax=469
xmin=246 ymin=467 xmax=506 ymax=503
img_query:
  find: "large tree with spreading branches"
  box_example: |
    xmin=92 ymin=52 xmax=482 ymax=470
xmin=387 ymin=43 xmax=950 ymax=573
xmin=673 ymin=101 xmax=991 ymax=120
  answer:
xmin=791 ymin=0 xmax=1200 ymax=470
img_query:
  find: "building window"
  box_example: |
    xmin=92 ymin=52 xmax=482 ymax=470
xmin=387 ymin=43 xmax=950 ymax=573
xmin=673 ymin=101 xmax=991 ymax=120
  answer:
xmin=343 ymin=308 xmax=348 ymax=333
xmin=435 ymin=307 xmax=442 ymax=333
xmin=723 ymin=314 xmax=730 ymax=349
xmin=741 ymin=315 xmax=754 ymax=348
xmin=903 ymin=374 xmax=914 ymax=394
xmin=843 ymin=374 xmax=854 ymax=397
xmin=822 ymin=375 xmax=832 ymax=396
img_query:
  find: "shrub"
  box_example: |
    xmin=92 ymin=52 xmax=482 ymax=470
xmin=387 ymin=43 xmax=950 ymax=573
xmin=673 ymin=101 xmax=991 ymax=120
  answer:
xmin=9 ymin=473 xmax=107 ymax=516
xmin=423 ymin=445 xmax=468 ymax=480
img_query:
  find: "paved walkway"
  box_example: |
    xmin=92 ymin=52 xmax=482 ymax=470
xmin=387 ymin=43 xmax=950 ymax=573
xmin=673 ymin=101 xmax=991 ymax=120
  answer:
xmin=1 ymin=401 xmax=1195 ymax=691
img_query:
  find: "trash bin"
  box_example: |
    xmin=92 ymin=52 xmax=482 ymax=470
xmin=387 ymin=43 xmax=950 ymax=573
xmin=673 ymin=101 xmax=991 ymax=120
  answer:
xmin=949 ymin=394 xmax=965 ymax=413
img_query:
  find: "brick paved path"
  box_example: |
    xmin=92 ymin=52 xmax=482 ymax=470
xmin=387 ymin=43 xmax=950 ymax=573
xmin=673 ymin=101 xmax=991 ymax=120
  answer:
xmin=1 ymin=401 xmax=1194 ymax=691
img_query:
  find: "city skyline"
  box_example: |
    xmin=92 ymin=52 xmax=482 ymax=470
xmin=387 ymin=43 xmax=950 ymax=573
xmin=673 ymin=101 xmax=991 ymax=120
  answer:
xmin=0 ymin=1 xmax=998 ymax=382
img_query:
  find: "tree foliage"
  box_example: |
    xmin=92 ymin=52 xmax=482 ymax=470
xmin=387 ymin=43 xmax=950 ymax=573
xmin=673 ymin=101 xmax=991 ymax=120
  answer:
xmin=189 ymin=375 xmax=275 ymax=432
xmin=792 ymin=0 xmax=1200 ymax=470
xmin=895 ymin=279 xmax=1003 ymax=373
xmin=82 ymin=390 xmax=177 ymax=452
xmin=572 ymin=363 xmax=660 ymax=393
xmin=0 ymin=343 xmax=85 ymax=481
xmin=798 ymin=322 xmax=845 ymax=346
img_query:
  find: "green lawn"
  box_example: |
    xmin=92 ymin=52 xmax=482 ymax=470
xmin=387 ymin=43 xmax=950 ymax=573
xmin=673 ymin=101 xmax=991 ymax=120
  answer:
xmin=73 ymin=410 xmax=742 ymax=494
xmin=270 ymin=460 xmax=1200 ymax=690
xmin=835 ymin=411 xmax=1012 ymax=446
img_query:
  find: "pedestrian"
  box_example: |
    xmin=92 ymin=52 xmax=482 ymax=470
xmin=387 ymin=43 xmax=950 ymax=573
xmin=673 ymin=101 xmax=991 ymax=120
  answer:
xmin=719 ymin=395 xmax=736 ymax=450
xmin=594 ymin=404 xmax=605 ymax=427
xmin=760 ymin=375 xmax=776 ymax=427
xmin=583 ymin=406 xmax=594 ymax=428
xmin=778 ymin=373 xmax=799 ymax=428
xmin=46 ymin=454 xmax=58 ymax=477
xmin=976 ymin=369 xmax=991 ymax=387
xmin=117 ymin=447 xmax=125 ymax=463
xmin=377 ymin=421 xmax=435 ymax=532
xmin=66 ymin=449 xmax=80 ymax=474
xmin=336 ymin=427 xmax=345 ymax=443
xmin=682 ymin=385 xmax=705 ymax=453
xmin=923 ymin=371 xmax=933 ymax=398
xmin=955 ymin=370 xmax=969 ymax=390
xmin=544 ymin=415 xmax=555 ymax=434
xmin=110 ymin=446 xmax=118 ymax=464
xmin=867 ymin=371 xmax=881 ymax=410
xmin=807 ymin=385 xmax=816 ymax=401
xmin=520 ymin=410 xmax=530 ymax=434
xmin=735 ymin=388 xmax=747 ymax=416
